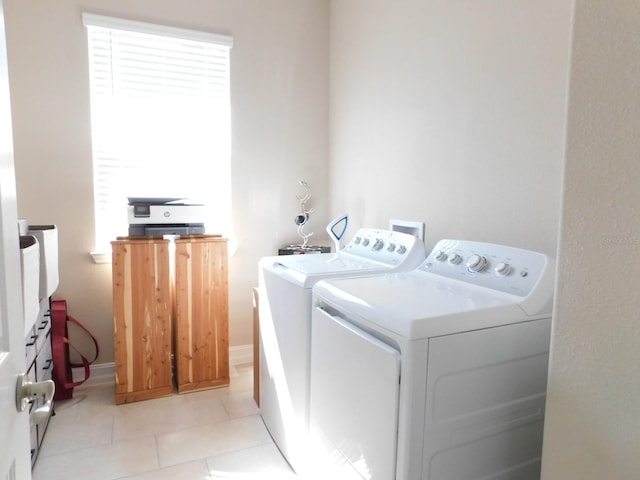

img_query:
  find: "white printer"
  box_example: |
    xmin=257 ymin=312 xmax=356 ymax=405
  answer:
xmin=127 ymin=197 xmax=206 ymax=236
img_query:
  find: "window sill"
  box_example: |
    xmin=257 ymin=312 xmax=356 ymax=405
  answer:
xmin=90 ymin=251 xmax=112 ymax=264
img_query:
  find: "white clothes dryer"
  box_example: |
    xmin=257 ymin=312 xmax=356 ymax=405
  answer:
xmin=309 ymin=239 xmax=555 ymax=480
xmin=258 ymin=228 xmax=426 ymax=473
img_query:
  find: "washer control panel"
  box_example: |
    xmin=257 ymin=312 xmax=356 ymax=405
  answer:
xmin=421 ymin=239 xmax=551 ymax=297
xmin=342 ymin=228 xmax=425 ymax=266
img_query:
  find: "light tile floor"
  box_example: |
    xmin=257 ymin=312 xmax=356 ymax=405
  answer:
xmin=33 ymin=364 xmax=299 ymax=480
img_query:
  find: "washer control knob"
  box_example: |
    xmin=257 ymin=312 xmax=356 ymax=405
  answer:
xmin=435 ymin=250 xmax=448 ymax=262
xmin=372 ymin=239 xmax=384 ymax=251
xmin=397 ymin=245 xmax=407 ymax=255
xmin=387 ymin=243 xmax=396 ymax=253
xmin=354 ymin=236 xmax=362 ymax=245
xmin=466 ymin=254 xmax=488 ymax=273
xmin=448 ymin=253 xmax=462 ymax=265
xmin=495 ymin=262 xmax=511 ymax=276
xmin=362 ymin=238 xmax=370 ymax=247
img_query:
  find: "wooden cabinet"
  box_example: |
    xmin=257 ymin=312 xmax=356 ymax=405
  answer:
xmin=112 ymin=236 xmax=229 ymax=404
xmin=252 ymin=287 xmax=260 ymax=406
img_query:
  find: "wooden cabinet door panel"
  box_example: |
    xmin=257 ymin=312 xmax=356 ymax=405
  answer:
xmin=175 ymin=237 xmax=229 ymax=393
xmin=112 ymin=239 xmax=174 ymax=404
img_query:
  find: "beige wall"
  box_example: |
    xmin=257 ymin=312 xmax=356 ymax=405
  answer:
xmin=542 ymin=1 xmax=640 ymax=478
xmin=3 ymin=0 xmax=330 ymax=363
xmin=329 ymin=0 xmax=573 ymax=257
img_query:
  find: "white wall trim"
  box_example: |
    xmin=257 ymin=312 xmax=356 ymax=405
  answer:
xmin=73 ymin=344 xmax=254 ymax=387
xmin=229 ymin=344 xmax=254 ymax=366
xmin=72 ymin=362 xmax=116 ymax=387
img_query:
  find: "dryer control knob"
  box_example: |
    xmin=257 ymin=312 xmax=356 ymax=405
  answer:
xmin=372 ymin=239 xmax=384 ymax=251
xmin=387 ymin=243 xmax=396 ymax=253
xmin=397 ymin=245 xmax=407 ymax=255
xmin=466 ymin=254 xmax=488 ymax=273
xmin=448 ymin=253 xmax=462 ymax=265
xmin=362 ymin=238 xmax=370 ymax=247
xmin=435 ymin=250 xmax=448 ymax=262
xmin=495 ymin=262 xmax=511 ymax=276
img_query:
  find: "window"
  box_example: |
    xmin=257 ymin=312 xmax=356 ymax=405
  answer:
xmin=83 ymin=14 xmax=233 ymax=253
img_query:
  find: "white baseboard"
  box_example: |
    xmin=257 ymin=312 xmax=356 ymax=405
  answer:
xmin=229 ymin=344 xmax=254 ymax=366
xmin=72 ymin=362 xmax=116 ymax=387
xmin=73 ymin=344 xmax=254 ymax=387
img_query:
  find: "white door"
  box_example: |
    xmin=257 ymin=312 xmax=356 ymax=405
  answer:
xmin=0 ymin=0 xmax=32 ymax=477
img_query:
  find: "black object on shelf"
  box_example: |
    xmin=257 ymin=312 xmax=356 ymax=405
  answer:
xmin=278 ymin=245 xmax=331 ymax=255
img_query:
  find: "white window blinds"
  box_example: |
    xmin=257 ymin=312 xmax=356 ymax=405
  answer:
xmin=83 ymin=14 xmax=232 ymax=251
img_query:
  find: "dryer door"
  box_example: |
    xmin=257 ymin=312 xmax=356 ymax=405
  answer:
xmin=310 ymin=306 xmax=401 ymax=480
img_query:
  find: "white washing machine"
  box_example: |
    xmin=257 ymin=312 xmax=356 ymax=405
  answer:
xmin=259 ymin=228 xmax=426 ymax=474
xmin=309 ymin=239 xmax=555 ymax=480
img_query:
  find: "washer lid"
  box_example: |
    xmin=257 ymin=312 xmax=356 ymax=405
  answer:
xmin=260 ymin=253 xmax=391 ymax=288
xmin=313 ymin=271 xmax=541 ymax=339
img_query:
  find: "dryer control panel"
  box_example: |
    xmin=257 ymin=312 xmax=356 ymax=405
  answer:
xmin=421 ymin=239 xmax=552 ymax=298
